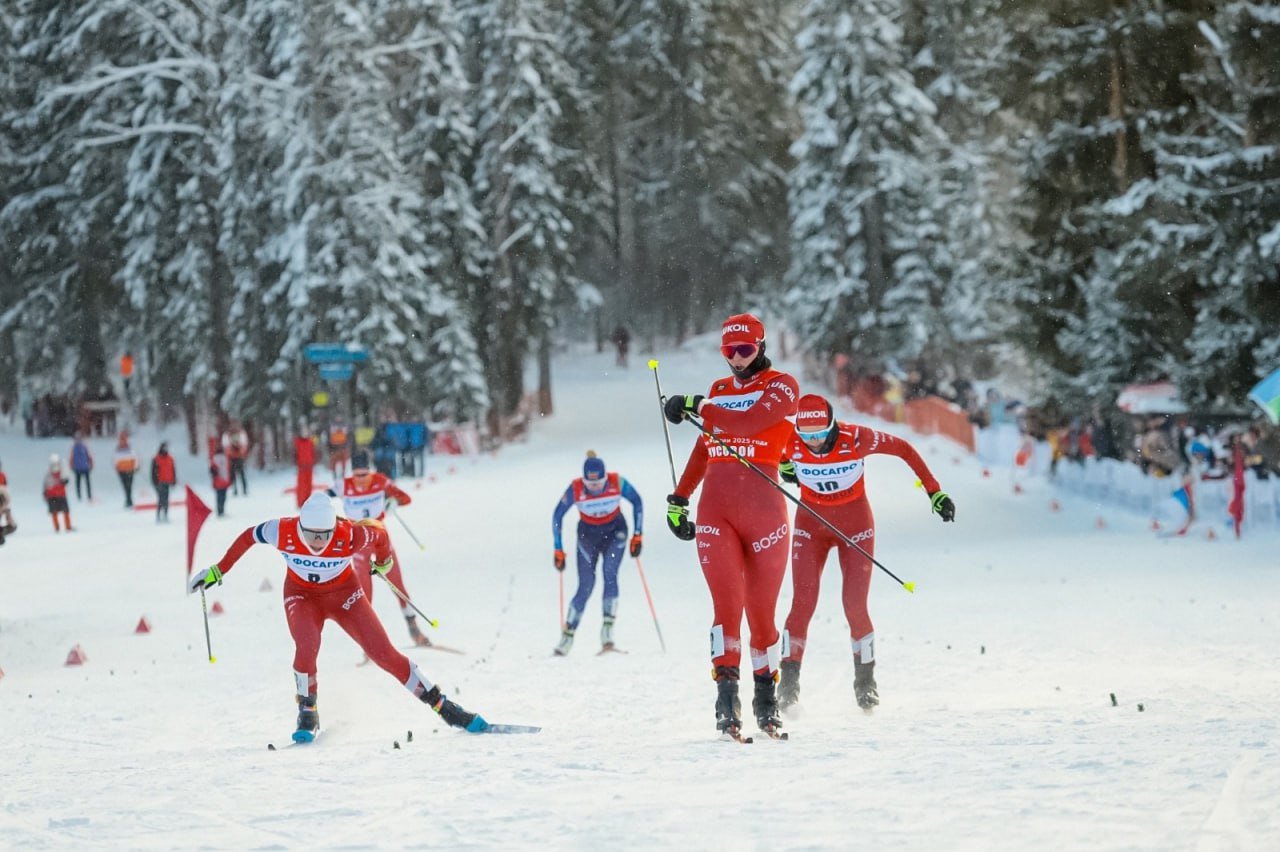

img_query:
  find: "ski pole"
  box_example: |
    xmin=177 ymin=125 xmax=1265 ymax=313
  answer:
xmin=648 ymin=360 xmax=679 ymax=489
xmin=390 ymin=504 xmax=427 ymax=551
xmin=633 ymin=556 xmax=666 ymax=653
xmin=558 ymin=569 xmax=565 ymax=631
xmin=376 ymin=572 xmax=440 ymax=628
xmin=684 ymin=412 xmax=916 ymax=593
xmin=199 ymin=587 xmax=216 ymax=663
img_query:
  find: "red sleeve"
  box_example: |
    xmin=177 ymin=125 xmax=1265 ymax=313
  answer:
xmin=386 ymin=481 xmax=412 ymax=506
xmin=858 ymin=426 xmax=941 ymax=494
xmin=699 ymin=374 xmax=799 ymax=436
xmin=214 ymin=527 xmax=259 ymax=574
xmin=355 ymin=523 xmax=393 ymax=563
xmin=673 ymin=440 xmax=709 ymax=499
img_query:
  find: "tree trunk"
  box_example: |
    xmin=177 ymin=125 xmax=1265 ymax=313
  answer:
xmin=537 ymin=331 xmax=553 ymax=416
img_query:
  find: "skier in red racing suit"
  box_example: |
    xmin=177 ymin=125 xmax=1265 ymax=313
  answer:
xmin=663 ymin=313 xmax=798 ymax=737
xmin=777 ymin=393 xmax=955 ymax=713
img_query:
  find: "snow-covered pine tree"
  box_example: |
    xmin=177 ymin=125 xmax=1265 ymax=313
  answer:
xmin=1173 ymin=3 xmax=1280 ymax=408
xmin=785 ymin=0 xmax=947 ymax=365
xmin=0 ymin=2 xmax=134 ymax=397
xmin=472 ymin=0 xmax=592 ymax=422
xmin=382 ymin=0 xmax=490 ymax=423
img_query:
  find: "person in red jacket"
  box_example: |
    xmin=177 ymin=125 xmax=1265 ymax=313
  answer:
xmin=43 ymin=455 xmax=73 ymax=532
xmin=209 ymin=445 xmax=232 ymax=517
xmin=188 ymin=493 xmax=484 ymax=741
xmin=663 ymin=313 xmax=799 ymax=738
xmin=150 ymin=442 xmax=177 ymax=523
xmin=294 ymin=425 xmax=317 ymax=508
xmin=778 ymin=394 xmax=955 ymax=712
xmin=327 ymin=450 xmax=428 ymax=646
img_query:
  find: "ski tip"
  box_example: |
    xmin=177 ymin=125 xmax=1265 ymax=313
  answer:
xmin=647 ymin=359 xmax=659 ymax=369
xmin=902 ymin=581 xmax=916 ymax=594
xmin=267 ymin=743 xmax=276 ymax=751
xmin=291 ymin=729 xmax=316 ymax=744
xmin=466 ymin=715 xmax=489 ymax=733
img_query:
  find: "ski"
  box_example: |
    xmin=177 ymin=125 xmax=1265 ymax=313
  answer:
xmin=268 ymin=729 xmax=322 ymax=750
xmin=468 ymin=720 xmax=541 ymax=735
xmin=720 ymin=728 xmax=753 ymax=744
xmin=596 ymin=645 xmax=628 ymax=656
xmin=758 ymin=728 xmax=789 ymax=740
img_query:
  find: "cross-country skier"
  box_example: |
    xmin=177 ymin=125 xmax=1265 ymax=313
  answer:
xmin=777 ymin=393 xmax=955 ymax=713
xmin=662 ymin=313 xmax=798 ymax=738
xmin=550 ymin=451 xmax=643 ymax=655
xmin=188 ymin=493 xmax=482 ymax=741
xmin=327 ymin=450 xmax=430 ymax=647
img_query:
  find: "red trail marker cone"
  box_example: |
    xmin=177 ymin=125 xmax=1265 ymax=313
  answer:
xmin=135 ymin=617 xmax=151 ymax=634
xmin=210 ymin=601 xmax=226 ymax=616
xmin=65 ymin=645 xmax=87 ymax=666
xmin=1049 ymin=499 xmax=1061 ymax=512
xmin=1095 ymin=516 xmax=1107 ymax=529
xmin=1206 ymin=527 xmax=1218 ymax=541
xmin=982 ymin=468 xmax=992 ymax=478
xmin=1150 ymin=519 xmax=1161 ymax=532
xmin=1013 ymin=482 xmax=1024 ymax=495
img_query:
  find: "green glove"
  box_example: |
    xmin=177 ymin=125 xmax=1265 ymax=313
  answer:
xmin=371 ymin=557 xmax=394 ymax=576
xmin=665 ymin=494 xmax=695 ymax=541
xmin=779 ymin=459 xmax=797 ymax=484
xmin=930 ymin=490 xmax=956 ymax=522
xmin=189 ymin=564 xmax=224 ymax=593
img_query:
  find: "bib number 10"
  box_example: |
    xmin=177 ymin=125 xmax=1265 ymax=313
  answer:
xmin=813 ymin=480 xmax=841 ymax=493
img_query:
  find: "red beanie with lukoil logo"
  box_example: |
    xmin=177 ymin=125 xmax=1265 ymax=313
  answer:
xmin=721 ymin=313 xmax=765 ymax=347
xmin=795 ymin=394 xmax=834 ymax=434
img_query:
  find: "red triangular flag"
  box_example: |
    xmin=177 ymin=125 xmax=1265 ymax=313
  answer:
xmin=135 ymin=617 xmax=151 ymax=634
xmin=185 ymin=485 xmax=212 ymax=580
xmin=65 ymin=645 xmax=86 ymax=666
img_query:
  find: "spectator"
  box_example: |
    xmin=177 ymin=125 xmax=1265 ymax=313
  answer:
xmin=0 ymin=481 xmax=16 ymax=545
xmin=151 ymin=442 xmax=177 ymax=524
xmin=222 ymin=420 xmax=250 ymax=496
xmin=120 ymin=351 xmax=135 ymax=399
xmin=43 ymin=454 xmax=73 ymax=532
xmin=328 ymin=419 xmax=351 ymax=480
xmin=19 ymin=387 xmax=34 ymax=437
xmin=610 ymin=324 xmax=631 ymax=368
xmin=1138 ymin=417 xmax=1180 ymax=477
xmin=70 ymin=431 xmax=94 ymax=502
xmin=114 ymin=433 xmax=139 ymax=508
xmin=209 ymin=445 xmax=232 ymax=517
xmin=293 ymin=424 xmax=317 ymax=508
xmin=0 ymin=457 xmax=6 ymax=488
xmin=1087 ymin=407 xmax=1118 ymax=460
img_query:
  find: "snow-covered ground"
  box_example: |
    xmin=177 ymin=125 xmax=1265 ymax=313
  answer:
xmin=1 ymin=345 xmax=1277 ymax=850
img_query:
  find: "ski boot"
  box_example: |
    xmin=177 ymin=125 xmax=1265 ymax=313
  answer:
xmin=713 ymin=666 xmax=744 ymax=738
xmin=778 ymin=660 xmax=801 ymax=713
xmin=553 ymin=628 xmax=575 ymax=656
xmin=293 ymin=695 xmax=319 ymax=743
xmin=854 ymin=660 xmax=879 ymax=711
xmin=420 ymin=684 xmax=484 ymax=732
xmin=752 ymin=673 xmax=785 ymax=737
xmin=600 ymin=618 xmax=616 ymax=652
xmin=406 ymin=615 xmax=432 ymax=647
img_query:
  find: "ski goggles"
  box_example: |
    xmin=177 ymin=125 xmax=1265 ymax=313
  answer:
xmin=796 ymin=424 xmax=834 ymax=442
xmin=300 ymin=525 xmax=335 ymax=542
xmin=720 ymin=343 xmax=759 ymax=360
xmin=583 ymin=476 xmax=607 ymax=492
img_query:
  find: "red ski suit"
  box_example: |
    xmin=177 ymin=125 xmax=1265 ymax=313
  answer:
xmin=674 ymin=367 xmax=799 ymax=675
xmin=782 ymin=423 xmax=939 ymax=665
xmin=212 ymin=517 xmax=433 ymax=699
xmin=332 ymin=473 xmax=415 ymax=612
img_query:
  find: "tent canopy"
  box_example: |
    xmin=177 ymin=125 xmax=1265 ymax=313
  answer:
xmin=1116 ymin=382 xmax=1188 ymax=415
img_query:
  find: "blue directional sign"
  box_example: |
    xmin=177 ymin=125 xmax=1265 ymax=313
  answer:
xmin=317 ymin=363 xmax=355 ymax=381
xmin=304 ymin=343 xmax=369 ymax=364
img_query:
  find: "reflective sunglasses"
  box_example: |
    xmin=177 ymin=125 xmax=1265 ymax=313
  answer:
xmin=797 ymin=424 xmax=833 ymax=442
xmin=300 ymin=525 xmax=335 ymax=540
xmin=720 ymin=343 xmax=759 ymax=360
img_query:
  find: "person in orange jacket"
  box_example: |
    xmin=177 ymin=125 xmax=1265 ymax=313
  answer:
xmin=114 ymin=433 xmax=139 ymax=508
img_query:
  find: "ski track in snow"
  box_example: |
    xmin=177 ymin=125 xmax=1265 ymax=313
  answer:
xmin=1 ymin=343 xmax=1278 ymax=849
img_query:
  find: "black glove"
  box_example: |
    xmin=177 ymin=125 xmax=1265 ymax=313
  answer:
xmin=930 ymin=491 xmax=956 ymax=522
xmin=665 ymin=494 xmax=696 ymax=540
xmin=779 ymin=459 xmax=797 ymax=484
xmin=663 ymin=394 xmax=705 ymax=425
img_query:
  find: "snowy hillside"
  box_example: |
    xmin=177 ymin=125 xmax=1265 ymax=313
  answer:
xmin=1 ymin=345 xmax=1277 ymax=849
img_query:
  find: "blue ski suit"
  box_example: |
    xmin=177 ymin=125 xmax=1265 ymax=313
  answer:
xmin=552 ymin=472 xmax=643 ymax=630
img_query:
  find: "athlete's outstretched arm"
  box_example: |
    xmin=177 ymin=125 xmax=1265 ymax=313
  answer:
xmin=856 ymin=426 xmax=941 ymax=493
xmin=551 ymin=485 xmax=575 ymax=550
xmin=621 ymin=477 xmax=643 ymax=533
xmin=699 ymin=374 xmax=799 ymax=436
xmin=213 ymin=519 xmax=281 ymax=574
xmin=673 ymin=440 xmax=709 ymax=499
